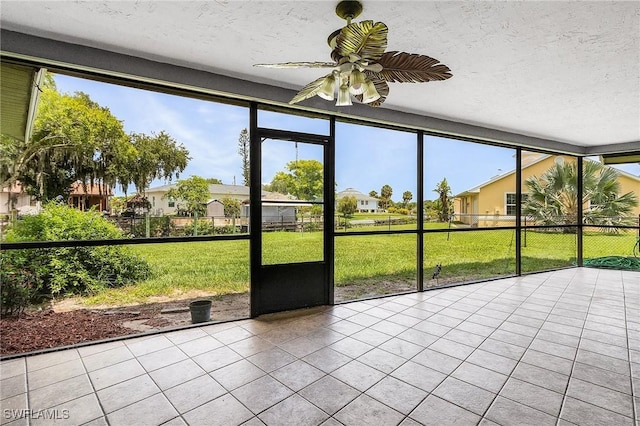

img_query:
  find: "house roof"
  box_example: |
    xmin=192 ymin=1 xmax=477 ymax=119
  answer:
xmin=455 ymin=155 xmax=640 ymax=198
xmin=337 ymin=188 xmax=378 ymax=202
xmin=455 ymin=154 xmax=551 ymax=197
xmin=147 ymin=183 xmax=270 ymax=197
xmin=1 ymin=182 xmax=25 ymax=193
xmin=68 ymin=181 xmax=112 ymax=196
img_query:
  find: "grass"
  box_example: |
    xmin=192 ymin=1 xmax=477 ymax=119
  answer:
xmin=85 ymin=240 xmax=250 ymax=305
xmin=82 ymin=229 xmax=638 ymax=306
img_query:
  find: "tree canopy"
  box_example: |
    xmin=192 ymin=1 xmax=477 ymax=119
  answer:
xmin=433 ymin=178 xmax=453 ymax=222
xmin=237 ymin=128 xmax=250 ymax=186
xmin=0 ymin=73 xmax=189 ymax=201
xmin=337 ymin=195 xmax=357 ymax=217
xmin=524 ymin=160 xmax=637 ymax=228
xmin=402 ymin=190 xmax=413 ymax=207
xmin=221 ymin=197 xmax=241 ymax=218
xmin=379 ymin=185 xmax=393 ymax=210
xmin=265 ymin=159 xmax=323 ymax=201
xmin=164 ymin=175 xmax=209 ymax=216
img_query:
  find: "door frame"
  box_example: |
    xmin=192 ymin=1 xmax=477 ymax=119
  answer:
xmin=249 ymin=105 xmax=335 ymax=317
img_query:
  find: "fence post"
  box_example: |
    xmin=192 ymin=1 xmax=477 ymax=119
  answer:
xmin=388 ymin=215 xmax=391 ymax=231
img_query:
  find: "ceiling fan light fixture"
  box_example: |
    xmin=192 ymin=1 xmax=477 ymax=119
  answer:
xmin=336 ymin=82 xmax=353 ymax=106
xmin=257 ymin=0 xmax=452 ymax=108
xmin=317 ymin=74 xmax=337 ymax=101
xmin=361 ymin=80 xmax=381 ymax=103
xmin=348 ymin=70 xmax=367 ymax=95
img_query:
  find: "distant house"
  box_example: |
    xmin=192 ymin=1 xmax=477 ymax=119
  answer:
xmin=2 ymin=181 xmax=111 ymax=216
xmin=454 ymin=153 xmax=640 ymax=227
xmin=67 ymin=181 xmax=111 ymax=212
xmin=0 ymin=182 xmax=33 ymax=216
xmin=145 ymin=183 xmax=269 ymax=216
xmin=251 ymin=192 xmax=306 ymax=224
xmin=336 ymin=188 xmax=379 ymax=213
xmin=146 ymin=183 xmax=247 ymax=216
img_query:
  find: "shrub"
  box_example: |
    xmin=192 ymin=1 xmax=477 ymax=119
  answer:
xmin=183 ymin=219 xmax=215 ymax=236
xmin=214 ymin=224 xmax=239 ymax=234
xmin=0 ymin=251 xmax=39 ymax=317
xmin=130 ymin=216 xmax=174 ymax=237
xmin=4 ymin=202 xmax=151 ymax=298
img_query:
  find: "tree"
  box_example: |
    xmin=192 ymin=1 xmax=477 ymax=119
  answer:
xmin=265 ymin=159 xmax=323 ymax=201
xmin=238 ymin=128 xmax=250 ymax=186
xmin=1 ymin=76 xmax=190 ymax=202
xmin=164 ymin=176 xmax=209 ymax=217
xmin=369 ymin=190 xmax=378 ymax=198
xmin=124 ymin=131 xmax=190 ymax=197
xmin=402 ymin=190 xmax=413 ymax=207
xmin=2 ymin=82 xmax=131 ymax=200
xmin=379 ymin=184 xmax=393 ymax=210
xmin=205 ymin=178 xmax=222 ymax=184
xmin=337 ymin=196 xmax=357 ymax=217
xmin=220 ymin=197 xmax=241 ymax=218
xmin=433 ymin=178 xmax=453 ymax=222
xmin=524 ymin=160 xmax=637 ymax=229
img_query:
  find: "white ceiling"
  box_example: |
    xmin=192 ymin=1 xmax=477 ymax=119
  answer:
xmin=1 ymin=1 xmax=639 ymax=148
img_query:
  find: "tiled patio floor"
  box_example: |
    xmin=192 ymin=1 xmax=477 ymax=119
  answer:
xmin=1 ymin=268 xmax=638 ymax=425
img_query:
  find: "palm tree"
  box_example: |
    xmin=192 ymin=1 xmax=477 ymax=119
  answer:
xmin=523 ymin=159 xmax=637 ymax=230
xmin=433 ymin=178 xmax=453 ymax=222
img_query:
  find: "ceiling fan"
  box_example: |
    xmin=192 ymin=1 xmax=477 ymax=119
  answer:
xmin=254 ymin=0 xmax=453 ymax=107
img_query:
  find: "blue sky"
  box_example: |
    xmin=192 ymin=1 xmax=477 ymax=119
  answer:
xmin=54 ymin=74 xmax=639 ymax=201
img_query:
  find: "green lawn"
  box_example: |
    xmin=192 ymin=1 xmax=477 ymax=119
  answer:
xmin=83 ymin=229 xmax=638 ymax=305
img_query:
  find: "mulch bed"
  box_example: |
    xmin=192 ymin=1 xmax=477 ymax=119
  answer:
xmin=0 ymin=280 xmax=448 ymax=357
xmin=0 ymin=310 xmax=139 ymax=356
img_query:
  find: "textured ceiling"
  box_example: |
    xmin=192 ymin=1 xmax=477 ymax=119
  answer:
xmin=1 ymin=1 xmax=639 ymax=147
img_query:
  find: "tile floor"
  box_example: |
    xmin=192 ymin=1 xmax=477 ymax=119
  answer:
xmin=1 ymin=268 xmax=638 ymax=425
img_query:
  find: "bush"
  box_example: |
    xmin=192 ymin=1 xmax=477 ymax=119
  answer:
xmin=0 ymin=251 xmax=39 ymax=317
xmin=130 ymin=216 xmax=174 ymax=237
xmin=214 ymin=225 xmax=239 ymax=234
xmin=183 ymin=219 xmax=215 ymax=236
xmin=4 ymin=202 xmax=151 ymax=298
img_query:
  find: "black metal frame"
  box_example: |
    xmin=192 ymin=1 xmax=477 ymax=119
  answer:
xmin=3 ymin=58 xmax=638 ymax=322
xmin=249 ymin=109 xmax=334 ymax=316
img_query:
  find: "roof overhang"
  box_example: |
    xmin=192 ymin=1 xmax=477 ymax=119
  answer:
xmin=0 ymin=61 xmax=44 ymax=142
xmin=601 ymin=152 xmax=640 ymax=165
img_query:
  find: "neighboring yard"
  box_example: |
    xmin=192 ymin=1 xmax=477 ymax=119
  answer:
xmin=79 ymin=229 xmax=638 ymax=306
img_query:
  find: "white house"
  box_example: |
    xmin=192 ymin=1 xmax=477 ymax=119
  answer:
xmin=336 ymin=188 xmax=379 ymax=213
xmin=0 ymin=182 xmax=33 ymax=216
xmin=145 ymin=183 xmax=269 ymax=216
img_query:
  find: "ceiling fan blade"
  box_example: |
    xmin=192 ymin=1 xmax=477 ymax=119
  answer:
xmin=254 ymin=62 xmax=336 ymax=69
xmin=377 ymin=51 xmax=453 ymax=83
xmin=336 ymin=20 xmax=388 ymax=62
xmin=355 ymin=75 xmax=389 ymax=107
xmin=289 ymin=75 xmax=332 ymax=105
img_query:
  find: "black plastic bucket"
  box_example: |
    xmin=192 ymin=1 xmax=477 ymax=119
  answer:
xmin=189 ymin=300 xmax=212 ymax=324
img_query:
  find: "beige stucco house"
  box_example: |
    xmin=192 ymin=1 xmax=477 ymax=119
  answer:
xmin=455 ymin=153 xmax=640 ymax=227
